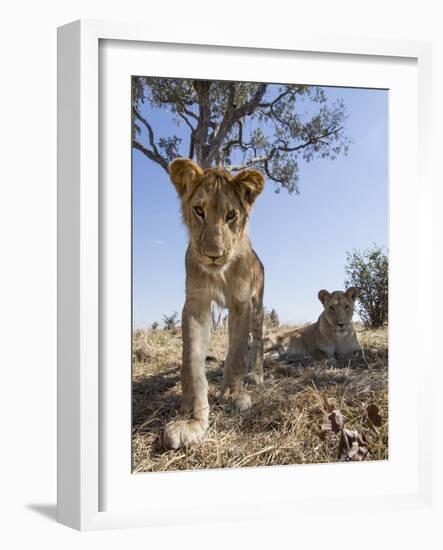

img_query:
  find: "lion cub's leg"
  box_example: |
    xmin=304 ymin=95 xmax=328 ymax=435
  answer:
xmin=247 ymin=294 xmax=264 ymax=385
xmin=163 ymin=298 xmax=211 ymax=450
xmin=221 ymin=300 xmax=252 ymax=411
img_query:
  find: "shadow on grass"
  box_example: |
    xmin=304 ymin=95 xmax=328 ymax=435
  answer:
xmin=132 ymin=371 xmax=180 ymax=427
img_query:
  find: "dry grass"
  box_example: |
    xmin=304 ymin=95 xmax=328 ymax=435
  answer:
xmin=132 ymin=324 xmax=388 ymax=472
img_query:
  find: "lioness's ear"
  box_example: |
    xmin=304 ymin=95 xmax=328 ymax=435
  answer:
xmin=232 ymin=169 xmax=265 ymax=207
xmin=318 ymin=289 xmax=330 ymax=304
xmin=345 ymin=287 xmax=360 ymax=301
xmin=169 ymin=158 xmax=203 ymax=199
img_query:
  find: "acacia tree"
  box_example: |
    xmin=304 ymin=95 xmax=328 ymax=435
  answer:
xmin=132 ymin=78 xmax=351 ymax=194
xmin=344 ymin=245 xmax=388 ymax=328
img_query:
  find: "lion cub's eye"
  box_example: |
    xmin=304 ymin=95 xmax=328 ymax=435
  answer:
xmin=194 ymin=206 xmax=205 ymax=218
xmin=329 ymin=306 xmax=335 ymax=312
xmin=226 ymin=210 xmax=236 ymax=222
xmin=345 ymin=305 xmax=350 ymax=311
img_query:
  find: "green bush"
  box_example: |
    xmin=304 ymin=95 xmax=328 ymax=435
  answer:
xmin=344 ymin=245 xmax=388 ymax=328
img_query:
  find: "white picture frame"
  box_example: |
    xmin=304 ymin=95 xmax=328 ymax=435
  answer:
xmin=57 ymin=19 xmax=433 ymax=531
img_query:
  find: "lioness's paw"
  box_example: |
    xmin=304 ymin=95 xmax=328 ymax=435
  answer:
xmin=163 ymin=419 xmax=208 ymax=450
xmin=322 ymin=357 xmax=338 ymax=367
xmin=247 ymin=370 xmax=264 ymax=386
xmin=220 ymin=389 xmax=252 ymax=412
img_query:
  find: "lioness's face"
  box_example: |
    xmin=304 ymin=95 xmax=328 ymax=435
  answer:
xmin=318 ymin=287 xmax=360 ymax=333
xmin=169 ymin=158 xmax=264 ymax=273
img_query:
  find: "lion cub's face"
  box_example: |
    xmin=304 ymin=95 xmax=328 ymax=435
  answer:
xmin=318 ymin=287 xmax=360 ymax=333
xmin=169 ymin=158 xmax=264 ymax=273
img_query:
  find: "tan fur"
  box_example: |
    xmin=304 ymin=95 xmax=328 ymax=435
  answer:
xmin=265 ymin=287 xmax=361 ymax=361
xmin=164 ymin=158 xmax=265 ymax=449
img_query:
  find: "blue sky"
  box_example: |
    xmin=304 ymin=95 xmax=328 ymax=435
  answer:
xmin=132 ymin=84 xmax=388 ymax=327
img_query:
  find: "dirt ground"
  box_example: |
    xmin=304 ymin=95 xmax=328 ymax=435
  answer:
xmin=132 ymin=324 xmax=388 ymax=472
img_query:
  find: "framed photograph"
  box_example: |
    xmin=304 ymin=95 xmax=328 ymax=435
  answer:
xmin=57 ymin=19 xmax=433 ymax=530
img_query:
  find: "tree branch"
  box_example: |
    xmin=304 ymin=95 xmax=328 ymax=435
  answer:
xmin=149 ymin=81 xmax=199 ymax=121
xmin=132 ymin=107 xmax=169 ymax=171
xmin=229 ymin=125 xmax=343 ymax=174
xmin=229 ymin=156 xmax=269 ymax=171
xmin=258 ymin=88 xmax=292 ymax=109
xmin=219 ymin=82 xmax=237 ymax=133
xmin=263 ymin=158 xmax=289 ymax=186
xmin=207 ymin=82 xmax=237 ymax=164
xmin=275 ymin=126 xmax=343 ymax=153
xmin=193 ymin=80 xmax=212 ymax=167
xmin=177 ymin=112 xmax=196 ymax=132
xmin=133 ymin=107 xmax=160 ymax=155
xmin=232 ymin=83 xmax=268 ymax=120
xmin=207 ymin=83 xmax=267 ymax=165
xmin=189 ymin=131 xmax=195 ymax=159
xmin=261 ymin=100 xmax=294 ymax=133
xmin=132 ymin=139 xmax=169 ymax=172
xmin=223 ymin=120 xmax=244 ymax=155
xmin=181 ymin=106 xmax=199 ymax=121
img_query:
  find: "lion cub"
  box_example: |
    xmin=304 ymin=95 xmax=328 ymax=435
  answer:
xmin=163 ymin=158 xmax=265 ymax=449
xmin=265 ymin=287 xmax=361 ymax=361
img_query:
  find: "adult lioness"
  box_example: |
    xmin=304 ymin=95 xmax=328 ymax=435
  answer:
xmin=163 ymin=158 xmax=265 ymax=449
xmin=265 ymin=287 xmax=361 ymax=360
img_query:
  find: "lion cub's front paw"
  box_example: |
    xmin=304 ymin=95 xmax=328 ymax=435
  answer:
xmin=247 ymin=370 xmax=264 ymax=386
xmin=220 ymin=388 xmax=252 ymax=412
xmin=163 ymin=418 xmax=208 ymax=450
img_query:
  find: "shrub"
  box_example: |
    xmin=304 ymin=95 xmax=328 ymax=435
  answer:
xmin=344 ymin=245 xmax=388 ymax=328
xmin=264 ymin=307 xmax=280 ymax=329
xmin=162 ymin=311 xmax=179 ymax=331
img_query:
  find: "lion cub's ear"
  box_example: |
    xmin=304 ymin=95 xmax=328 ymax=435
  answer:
xmin=345 ymin=287 xmax=360 ymax=301
xmin=169 ymin=158 xmax=203 ymax=200
xmin=232 ymin=169 xmax=265 ymax=207
xmin=318 ymin=289 xmax=330 ymax=304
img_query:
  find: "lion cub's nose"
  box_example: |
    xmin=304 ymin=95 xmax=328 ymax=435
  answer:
xmin=337 ymin=323 xmax=345 ymax=328
xmin=208 ymin=255 xmax=222 ymax=262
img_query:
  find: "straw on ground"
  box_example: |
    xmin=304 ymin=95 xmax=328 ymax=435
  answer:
xmin=132 ymin=324 xmax=388 ymax=472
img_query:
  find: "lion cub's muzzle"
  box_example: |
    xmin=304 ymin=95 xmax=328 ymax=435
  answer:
xmin=198 ymin=244 xmax=227 ymax=262
xmin=203 ymin=252 xmax=229 ymax=267
xmin=207 ymin=254 xmax=224 ymax=263
xmin=196 ymin=248 xmax=231 ymax=270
